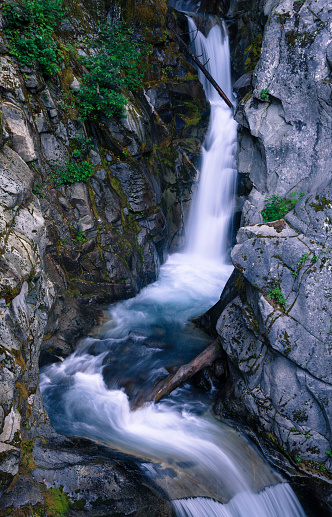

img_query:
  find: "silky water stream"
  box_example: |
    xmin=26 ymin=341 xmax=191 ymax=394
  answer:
xmin=40 ymin=16 xmax=306 ymax=517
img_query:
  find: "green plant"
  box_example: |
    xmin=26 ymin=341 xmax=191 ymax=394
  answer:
xmin=32 ymin=182 xmax=45 ymax=197
xmin=269 ymin=286 xmax=288 ymax=310
xmin=3 ymin=0 xmax=66 ymax=75
xmin=76 ymin=21 xmax=151 ymax=120
xmin=56 ymin=160 xmax=94 ymax=184
xmin=295 ymin=454 xmax=303 ymax=463
xmin=261 ymin=193 xmax=303 ymax=222
xmin=260 ymin=88 xmax=269 ymax=100
xmin=72 ymin=229 xmax=87 ymax=243
xmin=71 ymin=134 xmax=94 ymax=159
xmin=244 ymin=33 xmax=263 ymax=72
xmin=298 ymin=253 xmax=310 ymax=266
xmin=326 ymin=449 xmax=332 ymax=458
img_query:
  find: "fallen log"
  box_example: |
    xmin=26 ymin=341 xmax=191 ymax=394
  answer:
xmin=132 ymin=338 xmax=221 ymax=409
xmin=167 ymin=24 xmax=234 ymax=109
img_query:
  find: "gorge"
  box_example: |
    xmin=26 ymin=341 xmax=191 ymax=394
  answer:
xmin=0 ymin=0 xmax=331 ymax=516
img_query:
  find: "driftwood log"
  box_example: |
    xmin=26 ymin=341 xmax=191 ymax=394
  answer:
xmin=167 ymin=24 xmax=234 ymax=109
xmin=132 ymin=338 xmax=221 ymax=409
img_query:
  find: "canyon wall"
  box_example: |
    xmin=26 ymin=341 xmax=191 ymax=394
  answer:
xmin=213 ymin=0 xmax=332 ymax=505
xmin=0 ymin=0 xmax=206 ymax=513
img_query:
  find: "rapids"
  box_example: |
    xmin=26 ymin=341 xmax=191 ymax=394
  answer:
xmin=40 ymin=13 xmax=306 ymax=517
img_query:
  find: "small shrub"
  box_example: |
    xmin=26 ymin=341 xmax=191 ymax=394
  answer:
xmin=76 ymin=21 xmax=151 ymax=120
xmin=261 ymin=193 xmax=304 ymax=222
xmin=56 ymin=160 xmax=94 ymax=184
xmin=298 ymin=253 xmax=310 ymax=266
xmin=32 ymin=182 xmax=45 ymax=197
xmin=269 ymin=286 xmax=288 ymax=311
xmin=326 ymin=449 xmax=332 ymax=458
xmin=71 ymin=134 xmax=94 ymax=159
xmin=260 ymin=88 xmax=269 ymax=100
xmin=3 ymin=0 xmax=66 ymax=75
xmin=72 ymin=229 xmax=86 ymax=243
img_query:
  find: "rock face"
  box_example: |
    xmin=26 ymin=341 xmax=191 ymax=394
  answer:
xmin=0 ymin=0 xmax=208 ymax=362
xmin=213 ymin=0 xmax=332 ymax=494
xmin=0 ymin=433 xmax=173 ymax=516
xmin=0 ymin=144 xmax=55 ymax=487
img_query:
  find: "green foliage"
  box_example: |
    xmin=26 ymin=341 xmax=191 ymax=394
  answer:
xmin=43 ymin=487 xmax=70 ymax=516
xmin=260 ymin=88 xmax=269 ymax=100
xmin=72 ymin=229 xmax=87 ymax=243
xmin=76 ymin=21 xmax=151 ymax=120
xmin=269 ymin=286 xmax=288 ymax=311
xmin=295 ymin=454 xmax=303 ymax=463
xmin=298 ymin=253 xmax=310 ymax=266
xmin=32 ymin=182 xmax=44 ymax=197
xmin=261 ymin=192 xmax=304 ymax=222
xmin=3 ymin=0 xmax=65 ymax=75
xmin=56 ymin=160 xmax=94 ymax=184
xmin=71 ymin=134 xmax=94 ymax=159
xmin=244 ymin=33 xmax=262 ymax=72
xmin=326 ymin=449 xmax=332 ymax=458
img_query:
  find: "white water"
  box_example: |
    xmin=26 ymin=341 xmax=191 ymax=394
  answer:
xmin=40 ymin=16 xmax=306 ymax=517
xmin=186 ymin=17 xmax=237 ymax=260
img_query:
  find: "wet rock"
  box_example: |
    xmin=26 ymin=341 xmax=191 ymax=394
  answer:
xmin=40 ymin=132 xmax=68 ymax=165
xmin=69 ymin=75 xmax=81 ymax=91
xmin=0 ymin=146 xmax=55 ymax=493
xmin=110 ymin=162 xmax=158 ymax=212
xmin=0 ymin=435 xmax=173 ymax=516
xmin=0 ymin=474 xmax=43 ymax=510
xmin=236 ymin=0 xmax=332 ymax=218
xmin=215 ymin=178 xmax=332 ymax=472
xmin=1 ymin=102 xmax=37 ymax=162
xmin=67 ymin=183 xmax=95 ymax=232
xmin=0 ymin=56 xmax=23 ymax=94
xmin=34 ymin=111 xmax=52 ymax=133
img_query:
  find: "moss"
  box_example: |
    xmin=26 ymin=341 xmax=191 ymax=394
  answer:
xmin=274 ymin=11 xmax=291 ymax=25
xmin=120 ymin=0 xmax=167 ymax=27
xmin=43 ymin=487 xmax=70 ymax=516
xmin=13 ymin=350 xmax=27 ymax=373
xmin=20 ymin=439 xmax=36 ymax=473
xmin=310 ymin=195 xmax=332 ymax=212
xmin=15 ymin=382 xmax=28 ymax=400
xmin=2 ymin=486 xmax=71 ymax=517
xmin=240 ymin=91 xmax=253 ymax=104
xmin=69 ymin=498 xmax=86 ymax=510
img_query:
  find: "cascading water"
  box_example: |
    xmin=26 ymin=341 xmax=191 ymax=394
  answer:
xmin=186 ymin=17 xmax=237 ymax=261
xmin=40 ymin=14 xmax=306 ymax=517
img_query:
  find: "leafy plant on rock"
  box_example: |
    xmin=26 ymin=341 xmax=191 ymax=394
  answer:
xmin=56 ymin=160 xmax=94 ymax=184
xmin=3 ymin=0 xmax=66 ymax=75
xmin=268 ymin=285 xmax=288 ymax=311
xmin=76 ymin=21 xmax=151 ymax=120
xmin=72 ymin=229 xmax=87 ymax=243
xmin=260 ymin=88 xmax=269 ymax=100
xmin=261 ymin=192 xmax=304 ymax=222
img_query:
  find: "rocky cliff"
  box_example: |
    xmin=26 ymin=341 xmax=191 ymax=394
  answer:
xmin=0 ymin=0 xmax=207 ymax=513
xmin=211 ymin=0 xmax=332 ymax=508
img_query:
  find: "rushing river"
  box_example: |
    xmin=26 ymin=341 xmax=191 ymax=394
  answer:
xmin=40 ymin=13 xmax=306 ymax=517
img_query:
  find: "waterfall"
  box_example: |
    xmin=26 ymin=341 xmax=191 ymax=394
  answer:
xmin=39 ymin=14 xmax=306 ymax=517
xmin=186 ymin=17 xmax=237 ymax=261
